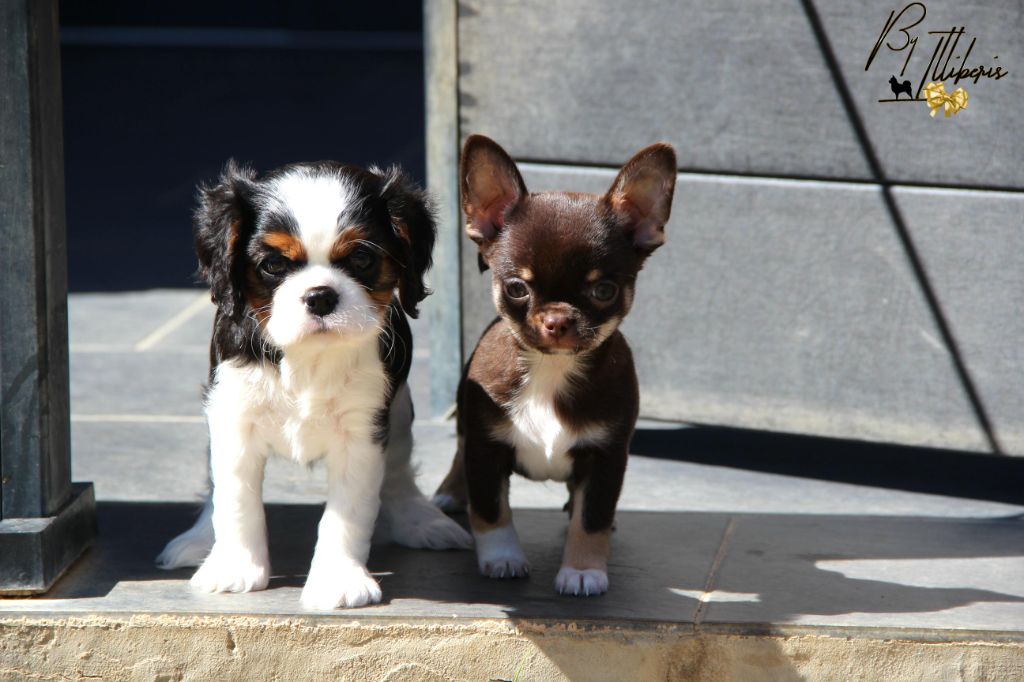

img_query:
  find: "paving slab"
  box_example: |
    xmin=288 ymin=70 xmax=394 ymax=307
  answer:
xmin=69 ymin=416 xmax=1024 ymax=520
xmin=68 ymin=289 xmax=206 ymax=349
xmin=0 ymin=504 xmax=721 ymax=623
xmin=703 ymin=514 xmax=1024 ymax=633
xmin=2 ymin=504 xmax=1023 ymax=641
xmin=70 ymin=350 xmax=207 ymax=418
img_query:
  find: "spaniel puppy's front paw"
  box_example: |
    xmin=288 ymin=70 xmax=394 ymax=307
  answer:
xmin=190 ymin=545 xmax=270 ymax=593
xmin=301 ymin=565 xmax=382 ymax=610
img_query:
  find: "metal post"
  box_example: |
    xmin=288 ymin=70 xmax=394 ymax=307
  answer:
xmin=424 ymin=0 xmax=463 ymax=418
xmin=0 ymin=0 xmax=97 ymax=594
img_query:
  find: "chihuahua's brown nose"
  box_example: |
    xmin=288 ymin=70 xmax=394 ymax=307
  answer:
xmin=542 ymin=313 xmax=575 ymax=340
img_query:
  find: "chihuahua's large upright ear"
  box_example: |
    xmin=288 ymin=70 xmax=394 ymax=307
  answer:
xmin=193 ymin=159 xmax=258 ymax=322
xmin=604 ymin=143 xmax=677 ymax=254
xmin=460 ymin=135 xmax=528 ymax=249
xmin=376 ymin=166 xmax=437 ymax=319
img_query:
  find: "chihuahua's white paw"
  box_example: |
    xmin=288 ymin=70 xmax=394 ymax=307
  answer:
xmin=190 ymin=545 xmax=270 ymax=593
xmin=431 ymin=492 xmax=467 ymax=513
xmin=156 ymin=526 xmax=214 ymax=570
xmin=555 ymin=567 xmax=608 ymax=596
xmin=385 ymin=497 xmax=472 ymax=550
xmin=301 ymin=565 xmax=382 ymax=610
xmin=475 ymin=526 xmax=530 ymax=579
xmin=479 ymin=553 xmax=531 ymax=579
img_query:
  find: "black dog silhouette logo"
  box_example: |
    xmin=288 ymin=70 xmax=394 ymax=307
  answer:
xmin=889 ymin=75 xmax=913 ymax=100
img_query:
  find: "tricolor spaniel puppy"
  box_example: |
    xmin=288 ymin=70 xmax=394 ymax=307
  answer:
xmin=157 ymin=160 xmax=470 ymax=609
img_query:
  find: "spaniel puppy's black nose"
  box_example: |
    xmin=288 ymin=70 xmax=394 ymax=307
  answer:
xmin=304 ymin=287 xmax=338 ymax=317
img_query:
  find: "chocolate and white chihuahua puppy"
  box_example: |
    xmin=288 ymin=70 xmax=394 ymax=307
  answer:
xmin=434 ymin=135 xmax=676 ymax=596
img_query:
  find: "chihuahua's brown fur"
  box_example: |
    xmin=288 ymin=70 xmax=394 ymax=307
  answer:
xmin=434 ymin=135 xmax=676 ymax=595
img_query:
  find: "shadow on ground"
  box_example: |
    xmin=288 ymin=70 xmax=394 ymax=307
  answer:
xmin=23 ymin=501 xmax=1022 ymax=633
xmin=632 ymin=425 xmax=1024 ymax=505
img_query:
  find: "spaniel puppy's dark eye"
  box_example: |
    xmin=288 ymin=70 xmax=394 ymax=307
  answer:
xmin=504 ymin=279 xmax=529 ymax=300
xmin=348 ymin=246 xmax=378 ymax=272
xmin=591 ymin=280 xmax=619 ymax=303
xmin=260 ymin=255 xmax=289 ymax=276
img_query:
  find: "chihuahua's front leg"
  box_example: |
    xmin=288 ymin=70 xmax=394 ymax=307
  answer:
xmin=301 ymin=438 xmax=385 ymax=609
xmin=465 ymin=433 xmax=529 ymax=578
xmin=190 ymin=394 xmax=270 ymax=593
xmin=556 ymin=444 xmax=628 ymax=596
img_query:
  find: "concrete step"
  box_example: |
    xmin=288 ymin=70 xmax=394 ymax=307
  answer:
xmin=2 ymin=504 xmax=1022 ymax=681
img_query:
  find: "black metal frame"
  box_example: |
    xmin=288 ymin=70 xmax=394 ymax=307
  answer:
xmin=0 ymin=0 xmax=96 ymax=594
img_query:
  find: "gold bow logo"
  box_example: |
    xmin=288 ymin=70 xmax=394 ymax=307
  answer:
xmin=923 ymin=81 xmax=969 ymax=118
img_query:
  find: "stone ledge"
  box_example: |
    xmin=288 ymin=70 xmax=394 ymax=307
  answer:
xmin=1 ymin=614 xmax=1022 ymax=681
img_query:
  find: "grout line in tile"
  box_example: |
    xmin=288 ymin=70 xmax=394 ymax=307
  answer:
xmin=134 ymin=293 xmax=211 ymax=351
xmin=71 ymin=344 xmax=209 ymax=354
xmin=693 ymin=516 xmax=738 ymax=626
xmin=70 ymin=343 xmax=134 ymax=352
xmin=70 ymin=414 xmax=452 ymax=427
xmin=71 ymin=414 xmax=205 ymax=424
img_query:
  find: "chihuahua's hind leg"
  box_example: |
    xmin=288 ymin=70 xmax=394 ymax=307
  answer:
xmin=432 ymin=437 xmax=468 ymax=512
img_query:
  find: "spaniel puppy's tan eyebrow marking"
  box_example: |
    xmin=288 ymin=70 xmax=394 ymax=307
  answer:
xmin=262 ymin=232 xmax=307 ymax=261
xmin=329 ymin=226 xmax=371 ymax=262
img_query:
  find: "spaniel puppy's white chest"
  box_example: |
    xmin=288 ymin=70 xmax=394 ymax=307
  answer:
xmin=209 ymin=343 xmax=387 ymax=464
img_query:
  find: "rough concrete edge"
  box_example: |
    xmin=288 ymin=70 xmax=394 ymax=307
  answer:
xmin=1 ymin=612 xmax=1022 ymax=643
xmin=2 ymin=613 xmax=1022 ymax=682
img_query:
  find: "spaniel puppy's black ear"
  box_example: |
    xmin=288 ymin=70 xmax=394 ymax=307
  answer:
xmin=375 ymin=166 xmax=437 ymax=318
xmin=193 ymin=159 xmax=258 ymax=321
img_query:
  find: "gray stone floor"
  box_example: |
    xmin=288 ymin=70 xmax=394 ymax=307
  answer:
xmin=3 ymin=290 xmax=1023 ymax=637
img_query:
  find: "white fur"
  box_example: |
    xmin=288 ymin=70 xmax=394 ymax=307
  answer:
xmin=555 ymin=567 xmax=609 ymax=596
xmin=270 ymin=170 xmax=357 ymax=264
xmin=376 ymin=387 xmax=472 ymax=550
xmin=474 ymin=524 xmax=530 ymax=578
xmin=156 ymin=498 xmax=214 ymax=570
xmin=186 ymin=337 xmax=388 ymax=607
xmin=263 ymin=170 xmax=383 ymax=348
xmin=265 ymin=264 xmax=382 ymax=348
xmin=155 ymin=378 xmax=469 ymax=561
xmin=494 ymin=352 xmax=608 ymax=482
xmin=157 ymin=344 xmax=470 ymax=607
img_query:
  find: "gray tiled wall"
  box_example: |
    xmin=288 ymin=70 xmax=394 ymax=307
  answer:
xmin=436 ymin=0 xmax=1023 ymax=455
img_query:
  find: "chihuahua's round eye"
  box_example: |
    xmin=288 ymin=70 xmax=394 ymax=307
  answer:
xmin=591 ymin=280 xmax=619 ymax=303
xmin=348 ymin=246 xmax=378 ymax=272
xmin=260 ymin=256 xmax=289 ymax=276
xmin=504 ymin=279 xmax=529 ymax=300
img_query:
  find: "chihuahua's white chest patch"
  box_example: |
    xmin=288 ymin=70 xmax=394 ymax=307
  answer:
xmin=497 ymin=353 xmax=606 ymax=482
